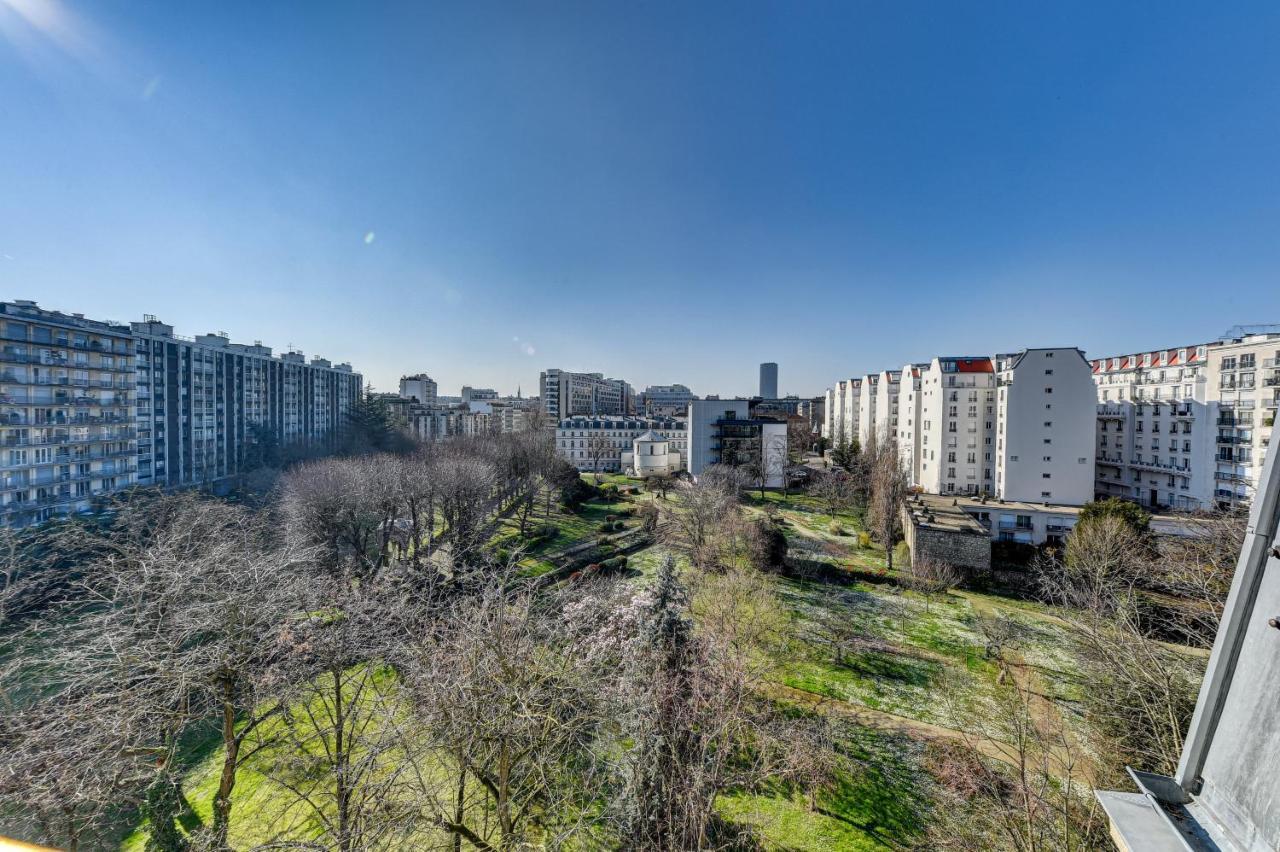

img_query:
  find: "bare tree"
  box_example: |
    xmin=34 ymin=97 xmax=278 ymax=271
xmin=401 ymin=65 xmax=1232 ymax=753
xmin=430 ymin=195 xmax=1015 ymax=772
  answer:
xmin=864 ymin=429 xmax=910 ymax=572
xmin=659 ymin=474 xmax=738 ymax=571
xmin=811 ymin=469 xmax=857 ymax=519
xmin=585 ymin=435 xmax=612 ymax=485
xmin=902 ymin=552 xmax=963 ymax=611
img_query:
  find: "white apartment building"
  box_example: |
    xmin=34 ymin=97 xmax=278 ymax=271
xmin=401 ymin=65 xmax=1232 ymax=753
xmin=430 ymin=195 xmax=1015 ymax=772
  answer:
xmin=131 ymin=318 xmax=361 ymax=488
xmin=993 ymin=348 xmax=1096 ymax=505
xmin=897 ymin=364 xmax=926 ymax=485
xmin=857 ymin=374 xmax=879 ymax=447
xmin=539 ymin=369 xmax=634 ymax=421
xmin=873 ymin=369 xmax=901 ymax=446
xmin=556 ymin=416 xmax=687 ymax=473
xmin=1091 ymin=332 xmax=1278 ymax=510
xmin=1 ymin=302 xmax=136 ymax=526
xmin=917 ymin=357 xmax=997 ymax=496
xmin=400 ymin=374 xmax=438 ymax=405
xmin=460 ymin=386 xmax=497 ymax=403
xmin=822 ymin=387 xmax=836 ymax=441
xmin=640 ymin=384 xmax=696 ymax=417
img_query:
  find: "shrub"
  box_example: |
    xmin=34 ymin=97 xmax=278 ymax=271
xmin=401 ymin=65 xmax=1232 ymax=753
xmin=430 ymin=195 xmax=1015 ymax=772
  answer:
xmin=893 ymin=541 xmax=911 ymax=568
xmin=606 ymin=514 xmax=618 ymax=522
xmin=828 ymin=521 xmax=846 ymax=536
xmin=857 ymin=531 xmax=872 ymax=549
xmin=600 ymin=484 xmax=619 ymax=500
xmin=747 ymin=517 xmax=789 ymax=572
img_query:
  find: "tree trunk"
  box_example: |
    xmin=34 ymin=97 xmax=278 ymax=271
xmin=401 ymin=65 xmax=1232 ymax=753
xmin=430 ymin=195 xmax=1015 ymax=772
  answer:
xmin=212 ymin=678 xmax=239 ymax=849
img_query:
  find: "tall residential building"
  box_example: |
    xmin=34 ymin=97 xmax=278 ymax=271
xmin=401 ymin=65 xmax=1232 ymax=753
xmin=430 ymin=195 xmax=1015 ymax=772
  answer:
xmin=897 ymin=364 xmax=926 ymax=485
xmin=1091 ymin=332 xmax=1278 ymax=510
xmin=131 ymin=318 xmax=361 ymax=488
xmin=917 ymin=357 xmax=997 ymax=496
xmin=873 ymin=369 xmax=901 ymax=445
xmin=759 ymin=362 xmax=778 ymax=399
xmin=640 ymin=384 xmax=696 ymax=417
xmin=857 ymin=374 xmax=879 ymax=447
xmin=539 ymin=369 xmax=633 ymax=420
xmin=1 ymin=301 xmax=136 ymax=526
xmin=993 ymin=348 xmax=1096 ymax=505
xmin=400 ymin=374 xmax=438 ymax=405
xmin=823 ymin=377 xmax=862 ymax=447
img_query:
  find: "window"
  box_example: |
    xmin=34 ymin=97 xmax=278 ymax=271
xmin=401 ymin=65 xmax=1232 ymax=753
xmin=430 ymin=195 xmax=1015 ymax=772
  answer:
xmin=1042 ymin=472 xmax=1052 ymax=478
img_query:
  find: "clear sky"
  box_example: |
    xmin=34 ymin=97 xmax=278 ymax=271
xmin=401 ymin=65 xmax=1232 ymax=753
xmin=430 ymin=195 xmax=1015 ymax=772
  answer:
xmin=2 ymin=1 xmax=1278 ymax=399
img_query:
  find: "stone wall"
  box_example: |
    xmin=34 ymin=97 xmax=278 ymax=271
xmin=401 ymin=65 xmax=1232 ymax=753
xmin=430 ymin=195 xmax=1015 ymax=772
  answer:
xmin=901 ymin=508 xmax=992 ymax=577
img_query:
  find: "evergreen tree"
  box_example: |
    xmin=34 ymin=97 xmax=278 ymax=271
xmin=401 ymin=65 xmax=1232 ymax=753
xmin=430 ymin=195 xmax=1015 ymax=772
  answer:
xmin=141 ymin=770 xmax=187 ymax=852
xmin=344 ymin=390 xmax=409 ymax=454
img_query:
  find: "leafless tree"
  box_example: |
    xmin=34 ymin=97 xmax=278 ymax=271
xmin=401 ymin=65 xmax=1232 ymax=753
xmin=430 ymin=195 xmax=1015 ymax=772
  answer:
xmin=864 ymin=429 xmax=910 ymax=572
xmin=902 ymin=552 xmax=963 ymax=611
xmin=585 ymin=435 xmax=612 ymax=485
xmin=811 ymin=469 xmax=857 ymax=519
xmin=659 ymin=474 xmax=739 ymax=571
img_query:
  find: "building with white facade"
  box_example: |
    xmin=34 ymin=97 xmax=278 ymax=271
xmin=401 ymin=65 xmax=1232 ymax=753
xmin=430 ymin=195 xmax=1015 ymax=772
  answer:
xmin=687 ymin=399 xmax=787 ymax=488
xmin=1091 ymin=332 xmax=1278 ymax=510
xmin=556 ymin=415 xmax=686 ymax=473
xmin=873 ymin=369 xmax=901 ymax=446
xmin=917 ymin=357 xmax=997 ymax=496
xmin=399 ymin=374 xmax=438 ymax=406
xmin=640 ymin=384 xmax=696 ymax=417
xmin=461 ymin=386 xmax=497 ymax=404
xmin=539 ymin=369 xmax=634 ymax=421
xmin=857 ymin=374 xmax=879 ymax=447
xmin=620 ymin=430 xmax=682 ymax=477
xmin=897 ymin=364 xmax=926 ymax=485
xmin=994 ymin=348 xmax=1096 ymax=505
xmin=1 ymin=301 xmax=136 ymax=526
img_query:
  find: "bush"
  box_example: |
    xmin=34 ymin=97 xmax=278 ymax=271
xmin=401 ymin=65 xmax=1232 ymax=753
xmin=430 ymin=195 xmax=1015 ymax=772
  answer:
xmin=606 ymin=514 xmax=618 ymax=522
xmin=560 ymin=476 xmax=596 ymax=510
xmin=857 ymin=531 xmax=872 ymax=549
xmin=893 ymin=541 xmax=911 ymax=567
xmin=828 ymin=521 xmax=846 ymax=536
xmin=600 ymin=484 xmax=619 ymax=500
xmin=747 ymin=517 xmax=789 ymax=573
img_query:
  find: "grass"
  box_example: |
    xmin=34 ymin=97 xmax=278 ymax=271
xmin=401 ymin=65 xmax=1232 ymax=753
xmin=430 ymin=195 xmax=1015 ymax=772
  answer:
xmin=717 ymin=724 xmax=928 ymax=851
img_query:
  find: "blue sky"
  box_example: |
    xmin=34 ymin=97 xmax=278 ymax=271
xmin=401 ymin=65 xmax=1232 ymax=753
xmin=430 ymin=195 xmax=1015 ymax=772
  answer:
xmin=1 ymin=1 xmax=1278 ymax=398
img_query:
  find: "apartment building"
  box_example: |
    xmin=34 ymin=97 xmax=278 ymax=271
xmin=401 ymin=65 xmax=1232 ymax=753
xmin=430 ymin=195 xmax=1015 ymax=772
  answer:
xmin=687 ymin=399 xmax=787 ymax=487
xmin=917 ymin=357 xmax=997 ymax=496
xmin=640 ymin=384 xmax=696 ymax=417
xmin=400 ymin=374 xmax=438 ymax=405
xmin=1091 ymin=332 xmax=1278 ymax=510
xmin=539 ymin=369 xmax=634 ymax=420
xmin=873 ymin=369 xmax=901 ymax=446
xmin=993 ymin=348 xmax=1096 ymax=505
xmin=857 ymin=374 xmax=879 ymax=446
xmin=130 ymin=318 xmax=361 ymax=488
xmin=0 ymin=301 xmax=136 ymax=526
xmin=897 ymin=364 xmax=926 ymax=485
xmin=556 ymin=415 xmax=687 ymax=473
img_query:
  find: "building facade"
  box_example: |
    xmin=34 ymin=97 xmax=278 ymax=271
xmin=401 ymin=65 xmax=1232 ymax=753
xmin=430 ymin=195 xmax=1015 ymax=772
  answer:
xmin=687 ymin=399 xmax=788 ymax=487
xmin=993 ymin=348 xmax=1096 ymax=505
xmin=400 ymin=374 xmax=438 ymax=406
xmin=873 ymin=369 xmax=901 ymax=446
xmin=897 ymin=364 xmax=925 ymax=485
xmin=1091 ymin=332 xmax=1278 ymax=510
xmin=640 ymin=384 xmax=696 ymax=417
xmin=857 ymin=374 xmax=879 ymax=447
xmin=917 ymin=357 xmax=997 ymax=496
xmin=1 ymin=301 xmax=136 ymax=526
xmin=539 ymin=369 xmax=634 ymax=420
xmin=130 ymin=318 xmax=361 ymax=489
xmin=759 ymin=362 xmax=778 ymax=399
xmin=556 ymin=415 xmax=687 ymax=473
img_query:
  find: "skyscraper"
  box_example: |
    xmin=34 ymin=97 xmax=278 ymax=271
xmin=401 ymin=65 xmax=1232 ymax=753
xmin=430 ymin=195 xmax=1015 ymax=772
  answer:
xmin=759 ymin=362 xmax=778 ymax=399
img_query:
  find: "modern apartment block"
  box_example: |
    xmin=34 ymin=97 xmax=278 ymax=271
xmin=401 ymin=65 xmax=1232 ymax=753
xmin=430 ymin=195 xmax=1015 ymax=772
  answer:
xmin=873 ymin=369 xmax=901 ymax=445
xmin=917 ymin=357 xmax=997 ymax=496
xmin=640 ymin=384 xmax=696 ymax=417
xmin=857 ymin=374 xmax=879 ymax=446
xmin=897 ymin=364 xmax=926 ymax=485
xmin=993 ymin=348 xmax=1096 ymax=505
xmin=399 ymin=374 xmax=438 ymax=405
xmin=687 ymin=399 xmax=788 ymax=487
xmin=822 ymin=377 xmax=862 ymax=448
xmin=1091 ymin=332 xmax=1278 ymax=510
xmin=1 ymin=301 xmax=137 ymax=526
xmin=539 ymin=368 xmax=634 ymax=421
xmin=130 ymin=318 xmax=361 ymax=488
xmin=555 ymin=415 xmax=687 ymax=473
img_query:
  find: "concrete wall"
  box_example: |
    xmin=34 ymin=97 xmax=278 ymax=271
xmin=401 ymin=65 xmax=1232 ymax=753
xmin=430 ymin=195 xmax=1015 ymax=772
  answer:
xmin=902 ymin=510 xmax=992 ymax=576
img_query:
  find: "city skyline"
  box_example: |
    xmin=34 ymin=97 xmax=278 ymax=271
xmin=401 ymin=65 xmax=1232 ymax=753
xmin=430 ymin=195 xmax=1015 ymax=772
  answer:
xmin=3 ymin=2 xmax=1280 ymax=397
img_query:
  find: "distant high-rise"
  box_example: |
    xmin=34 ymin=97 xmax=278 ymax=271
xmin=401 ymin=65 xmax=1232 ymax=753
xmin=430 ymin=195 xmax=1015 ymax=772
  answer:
xmin=759 ymin=362 xmax=778 ymax=399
